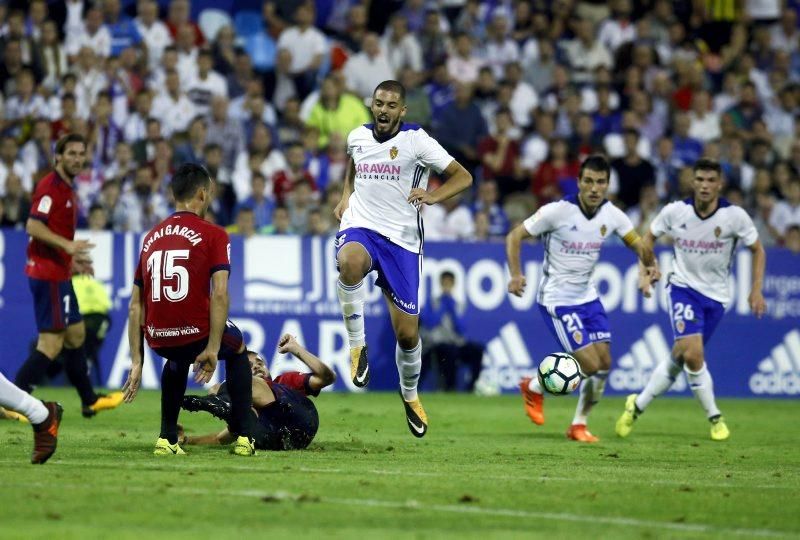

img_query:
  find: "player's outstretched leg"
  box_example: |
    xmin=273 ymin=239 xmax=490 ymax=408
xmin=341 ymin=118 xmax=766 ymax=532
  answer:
xmin=519 ymin=376 xmax=545 ymax=425
xmin=684 ymin=364 xmax=728 ymax=441
xmin=0 ymin=373 xmax=62 ymax=464
xmin=616 ymin=358 xmax=682 ymax=437
xmin=156 ymin=359 xmax=190 ymax=455
xmin=397 ymin=340 xmax=427 ymax=437
xmin=568 ymin=369 xmax=608 ymax=443
xmin=336 ymin=241 xmax=371 ymax=388
xmin=225 ymin=351 xmax=256 ymax=456
xmin=64 ymin=324 xmax=123 ymax=418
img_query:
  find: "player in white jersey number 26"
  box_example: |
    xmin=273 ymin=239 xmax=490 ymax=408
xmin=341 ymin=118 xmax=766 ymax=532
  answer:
xmin=506 ymin=155 xmax=660 ymax=443
xmin=333 ymin=80 xmax=473 ymax=438
xmin=616 ymin=158 xmax=767 ymax=441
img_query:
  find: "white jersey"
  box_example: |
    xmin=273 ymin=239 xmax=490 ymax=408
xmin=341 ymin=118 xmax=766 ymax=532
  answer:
xmin=341 ymin=123 xmax=454 ymax=253
xmin=524 ymin=196 xmax=636 ymax=307
xmin=650 ymin=198 xmax=758 ymax=306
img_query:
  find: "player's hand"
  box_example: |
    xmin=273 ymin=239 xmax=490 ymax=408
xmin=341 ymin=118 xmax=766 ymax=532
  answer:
xmin=333 ymin=198 xmax=349 ymax=221
xmin=122 ymin=362 xmax=143 ymax=403
xmin=749 ymin=290 xmax=767 ymax=318
xmin=508 ymin=274 xmax=526 ymax=297
xmin=65 ymin=239 xmax=95 ymax=256
xmin=638 ymin=265 xmax=661 ymax=298
xmin=408 ymin=188 xmax=436 ymax=207
xmin=278 ymin=334 xmax=300 ymax=356
xmin=193 ymin=349 xmax=218 ymax=384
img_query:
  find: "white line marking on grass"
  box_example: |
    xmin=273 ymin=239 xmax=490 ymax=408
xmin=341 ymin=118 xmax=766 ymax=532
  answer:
xmin=3 ymin=481 xmax=794 ymax=538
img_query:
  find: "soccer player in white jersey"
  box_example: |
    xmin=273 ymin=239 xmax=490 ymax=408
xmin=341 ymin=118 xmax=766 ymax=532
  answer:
xmin=616 ymin=158 xmax=766 ymax=441
xmin=333 ymin=80 xmax=473 ymax=437
xmin=506 ymin=155 xmax=659 ymax=443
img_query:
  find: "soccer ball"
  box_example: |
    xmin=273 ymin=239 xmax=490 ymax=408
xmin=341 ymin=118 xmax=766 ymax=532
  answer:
xmin=537 ymin=353 xmax=583 ymax=395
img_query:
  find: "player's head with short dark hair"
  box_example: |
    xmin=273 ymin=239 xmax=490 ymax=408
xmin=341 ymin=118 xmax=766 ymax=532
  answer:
xmin=693 ymin=158 xmax=721 ymax=178
xmin=55 ymin=133 xmax=87 ymax=178
xmin=579 ymin=154 xmax=610 ymax=181
xmin=373 ymin=80 xmax=406 ymax=103
xmin=171 ymin=163 xmax=212 ymax=203
xmin=55 ymin=133 xmax=86 ymax=156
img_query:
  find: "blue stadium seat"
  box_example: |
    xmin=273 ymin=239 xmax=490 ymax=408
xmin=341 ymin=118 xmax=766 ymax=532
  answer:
xmin=191 ymin=0 xmax=234 ymax=19
xmin=245 ymin=32 xmax=277 ymax=72
xmin=198 ymin=9 xmax=233 ymax=42
xmin=234 ymin=10 xmax=263 ymax=38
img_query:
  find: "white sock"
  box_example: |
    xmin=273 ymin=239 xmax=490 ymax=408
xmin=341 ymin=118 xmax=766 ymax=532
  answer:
xmin=337 ymin=279 xmax=365 ymax=348
xmin=396 ymin=340 xmax=422 ymax=401
xmin=636 ymin=360 xmax=683 ymax=412
xmin=528 ymin=376 xmax=543 ymax=394
xmin=685 ymin=364 xmax=721 ymax=419
xmin=0 ymin=373 xmax=48 ymax=424
xmin=572 ymin=370 xmax=608 ymax=425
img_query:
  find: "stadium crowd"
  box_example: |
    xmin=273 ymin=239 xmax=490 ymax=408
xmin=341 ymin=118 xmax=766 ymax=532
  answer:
xmin=0 ymin=0 xmax=798 ymax=250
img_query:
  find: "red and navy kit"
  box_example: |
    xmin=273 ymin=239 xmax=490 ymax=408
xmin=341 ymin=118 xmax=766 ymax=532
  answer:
xmin=256 ymin=372 xmax=320 ymax=450
xmin=134 ymin=211 xmax=231 ymax=349
xmin=26 ymin=171 xmax=82 ymax=331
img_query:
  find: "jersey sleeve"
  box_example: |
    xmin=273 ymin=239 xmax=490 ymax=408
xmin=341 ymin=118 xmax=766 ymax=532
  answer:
xmin=209 ymin=227 xmax=231 ymax=275
xmin=29 ymin=180 xmax=55 ymax=224
xmin=522 ymin=202 xmax=559 ymax=237
xmin=414 ymin=128 xmax=454 ymax=173
xmin=732 ymin=207 xmax=759 ymax=246
xmin=612 ymin=205 xmax=637 ymax=244
xmin=274 ymin=372 xmax=319 ymax=397
xmin=649 ymin=204 xmax=674 ymax=238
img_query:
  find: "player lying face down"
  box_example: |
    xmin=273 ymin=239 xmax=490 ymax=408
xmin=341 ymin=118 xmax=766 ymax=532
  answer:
xmin=179 ymin=334 xmax=336 ymax=450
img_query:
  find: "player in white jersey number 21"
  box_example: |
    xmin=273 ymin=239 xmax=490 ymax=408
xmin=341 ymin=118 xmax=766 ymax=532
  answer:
xmin=616 ymin=158 xmax=767 ymax=441
xmin=506 ymin=155 xmax=660 ymax=443
xmin=333 ymin=80 xmax=473 ymax=438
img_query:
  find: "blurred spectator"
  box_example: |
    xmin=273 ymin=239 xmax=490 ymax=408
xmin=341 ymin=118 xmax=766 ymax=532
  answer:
xmin=771 ymin=8 xmax=799 ymax=53
xmin=611 ymin=129 xmax=656 ymax=209
xmin=434 ymin=82 xmax=487 ymax=175
xmin=418 ymin=10 xmax=450 ymax=71
xmin=105 ymin=141 xmax=137 ymax=187
xmin=151 ymin=69 xmax=196 ymax=137
xmin=185 ymin=48 xmax=228 ymax=116
xmin=423 ymin=193 xmax=475 ymax=241
xmin=688 ymin=90 xmax=721 ymax=143
xmin=276 ymin=4 xmax=327 ymax=99
xmin=5 ymin=69 xmax=49 ymax=138
xmin=227 ymin=205 xmax=258 ymax=239
xmin=420 ymin=271 xmax=483 ymax=392
xmin=478 ymin=108 xmax=522 ymax=197
xmin=236 ymin=171 xmax=274 ymax=230
xmin=224 ymin=47 xmax=253 ymax=99
xmin=132 ymin=117 xmax=161 ymax=164
xmin=0 ymin=171 xmax=29 ymax=228
xmin=287 ymin=179 xmax=316 ymax=233
xmin=344 ymin=33 xmax=395 ymax=100
xmin=472 ymin=210 xmax=491 ymax=241
xmin=425 ymin=63 xmax=455 ymax=122
xmin=276 ymin=97 xmax=304 ymax=146
xmin=123 ymin=89 xmax=153 ymax=144
xmin=505 ymin=62 xmax=537 ymax=129
xmin=0 ymin=136 xmax=32 ymax=194
xmin=263 ymin=204 xmax=293 ymax=234
xmin=525 ymin=38 xmax=556 ymax=94
xmin=175 ymin=22 xmax=200 ymax=85
xmin=770 ymin=179 xmax=800 ymax=241
xmin=532 ymin=138 xmax=580 ymax=203
xmin=39 ymin=20 xmax=68 ymax=94
xmin=135 ymin=0 xmax=173 ymax=72
xmin=671 ymin=111 xmax=704 ymax=167
xmin=563 ymin=17 xmax=613 ymax=85
xmin=205 ymin=96 xmax=244 ymax=170
xmin=447 ymin=33 xmax=482 ymax=84
xmin=384 ymin=14 xmax=423 ymax=73
xmin=626 ymin=184 xmax=662 ymax=236
xmin=652 ymin=136 xmax=682 ymax=201
xmin=520 ymin=111 xmax=555 ymax=177
xmin=482 ymin=12 xmax=518 ymax=79
xmin=336 ymin=3 xmax=368 ymax=53
xmin=753 ymin=192 xmax=780 ymax=246
xmin=597 ymin=0 xmax=637 ymax=53
xmin=570 ymin=113 xmax=602 ymax=163
xmin=784 ymin=225 xmax=800 ymax=254
xmin=20 ymin=118 xmax=54 ymax=177
xmin=273 ymin=143 xmax=317 ymax=204
xmin=721 ymin=138 xmax=755 ymax=193
xmin=165 ymin=0 xmax=204 ymax=46
xmin=233 ymin=123 xmax=286 ymax=201
xmin=398 ymin=69 xmax=432 ymax=128
xmin=119 ymin=165 xmax=169 ymax=231
xmin=306 ymin=75 xmax=369 ymax=149
xmin=233 ymin=80 xmax=278 ymax=138
xmin=103 ymin=0 xmax=142 ymax=58
xmin=472 ymin=179 xmax=509 ymax=238
xmin=173 ymin=116 xmax=207 ymax=165
xmin=88 ymin=91 xmax=123 ymax=167
xmin=95 ymin=180 xmax=127 ymax=231
xmin=306 ymin=206 xmax=333 ymax=236
xmin=725 ymin=81 xmax=763 ymax=131
xmin=66 ymin=6 xmax=111 ymax=58
xmin=87 ymin=204 xmax=109 ymax=232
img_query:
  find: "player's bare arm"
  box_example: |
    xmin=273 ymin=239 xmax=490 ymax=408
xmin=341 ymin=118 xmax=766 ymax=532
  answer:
xmin=193 ymin=270 xmax=230 ymax=384
xmin=180 ymin=425 xmax=234 ymax=446
xmin=26 ymin=218 xmax=94 ymax=256
xmin=624 ymin=230 xmax=660 ymax=298
xmin=123 ymin=285 xmax=145 ymax=403
xmin=506 ymin=224 xmax=533 ymax=297
xmin=748 ymin=239 xmax=767 ymax=318
xmin=334 ymin=157 xmax=355 ymax=221
xmin=278 ymin=334 xmax=336 ymax=393
xmin=407 ymin=160 xmax=472 ymax=206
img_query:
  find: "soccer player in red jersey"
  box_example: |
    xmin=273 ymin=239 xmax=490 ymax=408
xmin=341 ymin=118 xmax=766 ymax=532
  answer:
xmin=14 ymin=133 xmax=124 ymax=417
xmin=122 ymin=163 xmax=255 ymax=456
xmin=180 ymin=334 xmax=336 ymax=451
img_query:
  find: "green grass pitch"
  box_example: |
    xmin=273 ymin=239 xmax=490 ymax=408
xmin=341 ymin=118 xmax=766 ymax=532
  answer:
xmin=1 ymin=389 xmax=798 ymax=539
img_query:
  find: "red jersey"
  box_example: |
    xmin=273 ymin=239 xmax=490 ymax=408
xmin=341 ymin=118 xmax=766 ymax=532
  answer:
xmin=263 ymin=372 xmax=320 ymax=398
xmin=134 ymin=211 xmax=231 ymax=348
xmin=26 ymin=171 xmax=79 ymax=281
